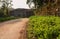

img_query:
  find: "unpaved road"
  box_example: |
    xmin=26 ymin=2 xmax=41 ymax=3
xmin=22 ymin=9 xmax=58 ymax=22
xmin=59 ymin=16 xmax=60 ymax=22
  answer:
xmin=0 ymin=18 xmax=29 ymax=39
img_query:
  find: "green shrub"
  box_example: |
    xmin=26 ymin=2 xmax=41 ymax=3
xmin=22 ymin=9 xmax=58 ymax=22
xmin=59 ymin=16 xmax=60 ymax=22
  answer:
xmin=0 ymin=16 xmax=16 ymax=22
xmin=27 ymin=16 xmax=60 ymax=39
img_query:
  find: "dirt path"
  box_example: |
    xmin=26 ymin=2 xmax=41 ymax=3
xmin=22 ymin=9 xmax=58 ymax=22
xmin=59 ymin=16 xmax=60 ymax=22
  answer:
xmin=0 ymin=18 xmax=29 ymax=39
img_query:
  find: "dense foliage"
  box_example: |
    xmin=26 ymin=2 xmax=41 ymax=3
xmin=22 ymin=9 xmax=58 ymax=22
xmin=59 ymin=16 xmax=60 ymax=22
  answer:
xmin=27 ymin=16 xmax=60 ymax=39
xmin=27 ymin=0 xmax=60 ymax=16
xmin=27 ymin=0 xmax=56 ymax=8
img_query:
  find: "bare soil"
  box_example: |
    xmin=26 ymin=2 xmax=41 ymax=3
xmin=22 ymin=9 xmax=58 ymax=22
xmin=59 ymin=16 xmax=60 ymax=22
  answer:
xmin=0 ymin=18 xmax=29 ymax=39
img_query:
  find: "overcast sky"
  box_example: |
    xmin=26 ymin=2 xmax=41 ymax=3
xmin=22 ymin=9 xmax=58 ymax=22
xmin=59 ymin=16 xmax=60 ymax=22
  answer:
xmin=12 ymin=0 xmax=29 ymax=9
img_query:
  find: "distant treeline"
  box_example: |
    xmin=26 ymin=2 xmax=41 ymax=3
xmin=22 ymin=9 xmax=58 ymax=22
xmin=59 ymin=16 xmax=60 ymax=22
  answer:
xmin=10 ymin=8 xmax=34 ymax=18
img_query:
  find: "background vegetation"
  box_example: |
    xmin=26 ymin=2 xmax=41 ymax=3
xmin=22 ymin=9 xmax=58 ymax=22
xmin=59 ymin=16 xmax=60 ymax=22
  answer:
xmin=0 ymin=0 xmax=12 ymax=16
xmin=0 ymin=0 xmax=16 ymax=22
xmin=27 ymin=0 xmax=60 ymax=16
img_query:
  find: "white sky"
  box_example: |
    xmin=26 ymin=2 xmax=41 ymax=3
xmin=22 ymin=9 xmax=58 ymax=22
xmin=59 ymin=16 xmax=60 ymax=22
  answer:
xmin=12 ymin=0 xmax=29 ymax=9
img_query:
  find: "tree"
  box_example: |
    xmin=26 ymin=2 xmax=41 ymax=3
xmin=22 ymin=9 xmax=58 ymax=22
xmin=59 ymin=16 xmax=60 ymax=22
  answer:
xmin=0 ymin=0 xmax=12 ymax=16
xmin=27 ymin=0 xmax=58 ymax=16
xmin=27 ymin=0 xmax=57 ymax=8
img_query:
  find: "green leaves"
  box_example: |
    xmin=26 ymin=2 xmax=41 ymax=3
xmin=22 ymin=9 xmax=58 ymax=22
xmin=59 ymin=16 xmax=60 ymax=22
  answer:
xmin=0 ymin=16 xmax=16 ymax=22
xmin=27 ymin=0 xmax=56 ymax=8
xmin=27 ymin=16 xmax=60 ymax=39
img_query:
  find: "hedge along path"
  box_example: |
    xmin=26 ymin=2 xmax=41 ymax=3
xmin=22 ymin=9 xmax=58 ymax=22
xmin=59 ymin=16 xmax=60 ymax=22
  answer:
xmin=0 ymin=18 xmax=29 ymax=39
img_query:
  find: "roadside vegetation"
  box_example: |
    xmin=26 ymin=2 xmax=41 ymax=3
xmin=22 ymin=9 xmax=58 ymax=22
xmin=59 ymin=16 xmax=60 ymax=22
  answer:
xmin=0 ymin=16 xmax=16 ymax=22
xmin=27 ymin=16 xmax=60 ymax=39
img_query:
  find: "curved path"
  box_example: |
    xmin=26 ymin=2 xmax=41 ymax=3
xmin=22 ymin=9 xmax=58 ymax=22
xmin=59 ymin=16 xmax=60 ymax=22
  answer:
xmin=0 ymin=18 xmax=29 ymax=39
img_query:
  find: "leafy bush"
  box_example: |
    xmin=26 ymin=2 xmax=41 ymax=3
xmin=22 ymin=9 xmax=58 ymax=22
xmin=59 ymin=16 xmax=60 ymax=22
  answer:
xmin=27 ymin=16 xmax=60 ymax=39
xmin=0 ymin=16 xmax=16 ymax=22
